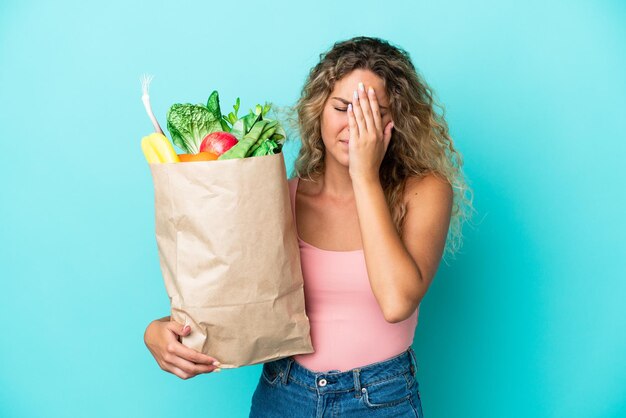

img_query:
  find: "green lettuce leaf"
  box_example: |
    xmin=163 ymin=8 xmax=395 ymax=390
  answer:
xmin=166 ymin=103 xmax=222 ymax=154
xmin=206 ymin=90 xmax=222 ymax=121
xmin=250 ymin=139 xmax=280 ymax=157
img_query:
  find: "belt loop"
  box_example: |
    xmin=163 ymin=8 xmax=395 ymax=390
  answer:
xmin=353 ymin=369 xmax=362 ymax=398
xmin=408 ymin=346 xmax=418 ymax=376
xmin=281 ymin=358 xmax=294 ymax=385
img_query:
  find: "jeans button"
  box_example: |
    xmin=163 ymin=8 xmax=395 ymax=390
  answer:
xmin=318 ymin=378 xmax=327 ymax=387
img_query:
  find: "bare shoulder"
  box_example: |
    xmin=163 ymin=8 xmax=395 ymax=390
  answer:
xmin=403 ymin=172 xmax=453 ymax=208
xmin=400 ymin=172 xmax=453 ymax=285
xmin=294 ymin=176 xmax=322 ymax=197
xmin=290 ymin=176 xmax=320 ymax=207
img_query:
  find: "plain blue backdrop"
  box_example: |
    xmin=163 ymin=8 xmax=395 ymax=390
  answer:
xmin=1 ymin=0 xmax=624 ymax=417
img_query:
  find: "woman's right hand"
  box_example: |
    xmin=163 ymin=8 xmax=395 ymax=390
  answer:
xmin=144 ymin=317 xmax=221 ymax=379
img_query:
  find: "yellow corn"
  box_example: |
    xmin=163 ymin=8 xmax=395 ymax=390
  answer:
xmin=141 ymin=133 xmax=180 ymax=163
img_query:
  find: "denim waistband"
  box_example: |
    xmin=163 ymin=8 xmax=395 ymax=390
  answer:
xmin=267 ymin=347 xmax=418 ymax=394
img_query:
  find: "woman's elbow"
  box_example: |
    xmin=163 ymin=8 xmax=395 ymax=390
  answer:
xmin=382 ymin=299 xmax=420 ymax=323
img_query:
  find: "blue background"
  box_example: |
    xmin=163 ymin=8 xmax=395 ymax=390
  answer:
xmin=1 ymin=0 xmax=624 ymax=417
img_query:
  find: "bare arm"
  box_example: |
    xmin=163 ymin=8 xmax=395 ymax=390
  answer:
xmin=353 ymin=173 xmax=453 ymax=323
xmin=347 ymin=81 xmax=453 ymax=323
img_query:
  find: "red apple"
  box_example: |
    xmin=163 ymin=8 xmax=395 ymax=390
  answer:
xmin=199 ymin=131 xmax=238 ymax=156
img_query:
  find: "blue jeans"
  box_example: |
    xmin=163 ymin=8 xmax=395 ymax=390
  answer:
xmin=249 ymin=347 xmax=423 ymax=417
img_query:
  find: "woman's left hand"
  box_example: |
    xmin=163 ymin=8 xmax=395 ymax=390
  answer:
xmin=347 ymin=82 xmax=394 ymax=183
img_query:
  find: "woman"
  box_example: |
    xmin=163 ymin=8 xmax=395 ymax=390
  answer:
xmin=144 ymin=36 xmax=474 ymax=417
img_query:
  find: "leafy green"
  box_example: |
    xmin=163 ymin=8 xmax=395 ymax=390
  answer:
xmin=206 ymin=90 xmax=222 ymax=121
xmin=218 ymin=120 xmax=269 ymax=160
xmin=247 ymin=120 xmax=278 ymax=156
xmin=250 ymin=139 xmax=280 ymax=157
xmin=224 ymin=97 xmax=240 ymax=127
xmin=230 ymin=111 xmax=261 ymax=141
xmin=166 ymin=90 xmax=286 ymax=158
xmin=219 ymin=100 xmax=286 ymax=159
xmin=166 ymin=103 xmax=222 ymax=154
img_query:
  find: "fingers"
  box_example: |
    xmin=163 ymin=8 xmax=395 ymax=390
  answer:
xmin=168 ymin=362 xmax=220 ymax=380
xmin=164 ymin=349 xmax=220 ymax=378
xmin=167 ymin=320 xmax=188 ymax=337
xmin=350 ymin=82 xmax=384 ymax=140
xmin=383 ymin=121 xmax=394 ymax=152
xmin=351 ymin=89 xmax=367 ymax=138
xmin=172 ymin=342 xmax=220 ymax=366
xmin=356 ymin=82 xmax=376 ymax=133
xmin=367 ymin=86 xmax=383 ymax=134
xmin=147 ymin=319 xmax=222 ymax=380
xmin=164 ymin=320 xmax=222 ymax=373
xmin=347 ymin=103 xmax=358 ymax=142
xmin=165 ymin=325 xmax=220 ymax=366
xmin=166 ymin=336 xmax=219 ymax=364
xmin=169 ymin=365 xmax=194 ymax=380
xmin=162 ymin=338 xmax=222 ymax=379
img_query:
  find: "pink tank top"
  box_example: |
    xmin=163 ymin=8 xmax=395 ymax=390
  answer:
xmin=289 ymin=177 xmax=419 ymax=372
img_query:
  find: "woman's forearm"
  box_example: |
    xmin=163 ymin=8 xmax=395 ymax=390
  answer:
xmin=353 ymin=177 xmax=423 ymax=323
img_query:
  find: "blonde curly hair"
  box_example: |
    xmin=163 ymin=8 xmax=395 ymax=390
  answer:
xmin=274 ymin=36 xmax=476 ymax=262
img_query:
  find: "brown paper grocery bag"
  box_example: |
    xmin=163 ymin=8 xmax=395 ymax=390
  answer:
xmin=149 ymin=152 xmax=314 ymax=368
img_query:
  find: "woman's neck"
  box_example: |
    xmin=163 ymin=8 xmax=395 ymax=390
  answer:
xmin=317 ymin=155 xmax=354 ymax=201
